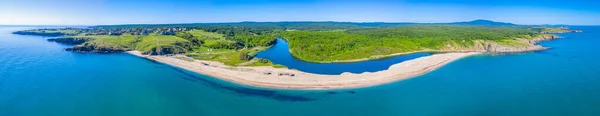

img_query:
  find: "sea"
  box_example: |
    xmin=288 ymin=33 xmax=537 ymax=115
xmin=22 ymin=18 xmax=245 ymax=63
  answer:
xmin=1 ymin=26 xmax=600 ymax=116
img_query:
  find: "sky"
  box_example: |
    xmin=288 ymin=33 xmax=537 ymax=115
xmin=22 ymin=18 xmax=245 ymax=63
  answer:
xmin=0 ymin=0 xmax=599 ymax=25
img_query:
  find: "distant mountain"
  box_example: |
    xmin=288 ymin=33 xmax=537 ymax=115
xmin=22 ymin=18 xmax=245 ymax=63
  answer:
xmin=95 ymin=20 xmax=521 ymax=29
xmin=451 ymin=20 xmax=517 ymax=26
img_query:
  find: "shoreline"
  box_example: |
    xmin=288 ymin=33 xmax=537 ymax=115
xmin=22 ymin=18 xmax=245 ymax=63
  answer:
xmin=286 ymin=35 xmax=559 ymax=63
xmin=306 ymin=50 xmax=434 ymax=63
xmin=127 ymin=51 xmax=481 ymax=90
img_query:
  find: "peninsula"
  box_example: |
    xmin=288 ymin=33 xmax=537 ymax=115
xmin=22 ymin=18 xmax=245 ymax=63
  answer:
xmin=13 ymin=20 xmax=581 ymax=89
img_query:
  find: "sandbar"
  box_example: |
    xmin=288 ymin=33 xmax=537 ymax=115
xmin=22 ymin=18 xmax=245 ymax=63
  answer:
xmin=127 ymin=51 xmax=481 ymax=90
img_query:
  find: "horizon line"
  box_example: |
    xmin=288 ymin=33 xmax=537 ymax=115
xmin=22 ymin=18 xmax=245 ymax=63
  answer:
xmin=1 ymin=20 xmax=597 ymax=26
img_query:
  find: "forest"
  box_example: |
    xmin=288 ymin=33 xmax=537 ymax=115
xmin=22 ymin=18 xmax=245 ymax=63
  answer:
xmin=280 ymin=25 xmax=540 ymax=62
xmin=17 ymin=20 xmax=565 ymax=64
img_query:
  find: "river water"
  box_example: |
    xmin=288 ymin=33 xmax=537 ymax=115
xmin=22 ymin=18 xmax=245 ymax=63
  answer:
xmin=1 ymin=26 xmax=600 ymax=116
xmin=256 ymin=38 xmax=430 ymax=75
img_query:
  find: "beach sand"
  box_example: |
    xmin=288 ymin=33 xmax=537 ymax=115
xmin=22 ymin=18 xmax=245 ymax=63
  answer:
xmin=127 ymin=51 xmax=481 ymax=89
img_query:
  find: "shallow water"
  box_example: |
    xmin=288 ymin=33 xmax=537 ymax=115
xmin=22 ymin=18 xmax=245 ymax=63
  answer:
xmin=256 ymin=39 xmax=430 ymax=75
xmin=1 ymin=26 xmax=600 ymax=116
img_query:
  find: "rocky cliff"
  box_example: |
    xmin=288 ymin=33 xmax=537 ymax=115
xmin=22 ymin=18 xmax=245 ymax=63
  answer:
xmin=65 ymin=42 xmax=128 ymax=53
xmin=141 ymin=46 xmax=188 ymax=55
xmin=544 ymin=29 xmax=583 ymax=34
xmin=47 ymin=38 xmax=188 ymax=54
xmin=46 ymin=37 xmax=129 ymax=53
xmin=12 ymin=31 xmax=66 ymax=37
xmin=47 ymin=37 xmax=91 ymax=45
xmin=438 ymin=34 xmax=559 ymax=53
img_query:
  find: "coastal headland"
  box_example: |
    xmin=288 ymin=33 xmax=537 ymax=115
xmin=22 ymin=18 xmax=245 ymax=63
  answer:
xmin=122 ymin=33 xmax=556 ymax=89
xmin=12 ymin=20 xmax=582 ymax=89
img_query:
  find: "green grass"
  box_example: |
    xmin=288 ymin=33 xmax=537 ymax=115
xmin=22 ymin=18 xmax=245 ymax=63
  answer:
xmin=75 ymin=35 xmax=139 ymax=47
xmin=203 ymin=39 xmax=238 ymax=49
xmin=220 ymin=51 xmax=249 ymax=65
xmin=320 ymin=29 xmax=347 ymax=32
xmin=187 ymin=30 xmax=225 ymax=40
xmin=192 ymin=46 xmax=233 ymax=53
xmin=135 ymin=35 xmax=190 ymax=52
xmin=199 ymin=50 xmax=246 ymax=65
xmin=182 ymin=30 xmax=274 ymax=66
xmin=246 ymin=59 xmax=272 ymax=66
xmin=68 ymin=35 xmax=139 ymax=50
xmin=55 ymin=30 xmax=78 ymax=35
xmin=245 ymin=58 xmax=287 ymax=68
xmin=188 ymin=48 xmax=245 ymax=65
xmin=188 ymin=47 xmax=270 ymax=66
xmin=272 ymin=64 xmax=287 ymax=68
xmin=72 ymin=35 xmax=193 ymax=52
xmin=22 ymin=29 xmax=80 ymax=35
xmin=76 ymin=33 xmax=88 ymax=36
xmin=492 ymin=39 xmax=530 ymax=47
xmin=542 ymin=28 xmax=569 ymax=33
xmin=36 ymin=29 xmax=78 ymax=35
xmin=247 ymin=46 xmax=269 ymax=56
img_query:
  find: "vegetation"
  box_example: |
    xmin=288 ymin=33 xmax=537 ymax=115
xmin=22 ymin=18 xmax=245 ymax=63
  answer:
xmin=73 ymin=35 xmax=139 ymax=49
xmin=281 ymin=25 xmax=539 ymax=62
xmin=187 ymin=48 xmax=262 ymax=66
xmin=530 ymin=27 xmax=579 ymax=33
xmin=203 ymin=39 xmax=239 ymax=49
xmin=187 ymin=29 xmax=225 ymax=40
xmin=230 ymin=34 xmax=276 ymax=48
xmin=245 ymin=58 xmax=287 ymax=68
xmin=135 ymin=34 xmax=191 ymax=54
xmin=21 ymin=20 xmax=571 ymax=65
xmin=12 ymin=28 xmax=80 ymax=36
xmin=188 ymin=49 xmax=247 ymax=65
xmin=30 ymin=29 xmax=79 ymax=35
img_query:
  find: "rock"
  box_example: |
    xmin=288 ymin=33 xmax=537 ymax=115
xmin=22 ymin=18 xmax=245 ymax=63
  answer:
xmin=141 ymin=46 xmax=187 ymax=55
xmin=12 ymin=31 xmax=65 ymax=37
xmin=47 ymin=37 xmax=127 ymax=53
xmin=436 ymin=35 xmax=556 ymax=53
xmin=47 ymin=37 xmax=91 ymax=45
xmin=65 ymin=43 xmax=127 ymax=53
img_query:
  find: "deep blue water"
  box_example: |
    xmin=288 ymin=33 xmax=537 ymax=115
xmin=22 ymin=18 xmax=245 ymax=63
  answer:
xmin=1 ymin=26 xmax=600 ymax=116
xmin=256 ymin=39 xmax=430 ymax=75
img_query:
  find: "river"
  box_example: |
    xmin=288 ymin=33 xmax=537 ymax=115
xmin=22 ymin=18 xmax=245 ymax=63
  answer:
xmin=1 ymin=26 xmax=600 ymax=116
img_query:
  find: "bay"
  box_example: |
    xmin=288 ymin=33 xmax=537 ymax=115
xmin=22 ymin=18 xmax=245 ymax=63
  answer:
xmin=1 ymin=26 xmax=599 ymax=116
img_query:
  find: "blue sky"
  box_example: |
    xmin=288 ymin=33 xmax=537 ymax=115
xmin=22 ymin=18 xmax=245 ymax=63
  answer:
xmin=0 ymin=0 xmax=598 ymax=25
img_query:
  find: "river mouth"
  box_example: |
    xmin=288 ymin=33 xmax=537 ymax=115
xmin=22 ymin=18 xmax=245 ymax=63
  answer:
xmin=255 ymin=38 xmax=431 ymax=75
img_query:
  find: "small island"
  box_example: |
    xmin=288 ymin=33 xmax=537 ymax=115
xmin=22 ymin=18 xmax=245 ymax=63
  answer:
xmin=13 ymin=20 xmax=581 ymax=89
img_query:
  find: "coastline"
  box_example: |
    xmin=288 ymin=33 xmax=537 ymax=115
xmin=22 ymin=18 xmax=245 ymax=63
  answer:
xmin=22 ymin=26 xmax=574 ymax=90
xmin=324 ymin=50 xmax=433 ymax=63
xmin=127 ymin=51 xmax=481 ymax=90
xmin=288 ymin=34 xmax=561 ymax=63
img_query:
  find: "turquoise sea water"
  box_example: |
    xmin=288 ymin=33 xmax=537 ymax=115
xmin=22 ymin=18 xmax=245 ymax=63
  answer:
xmin=1 ymin=26 xmax=600 ymax=116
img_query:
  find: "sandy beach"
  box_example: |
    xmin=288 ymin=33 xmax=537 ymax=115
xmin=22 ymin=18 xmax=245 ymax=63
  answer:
xmin=127 ymin=51 xmax=480 ymax=89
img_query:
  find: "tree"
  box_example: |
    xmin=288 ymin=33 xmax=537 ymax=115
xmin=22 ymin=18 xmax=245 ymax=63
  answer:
xmin=239 ymin=51 xmax=251 ymax=61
